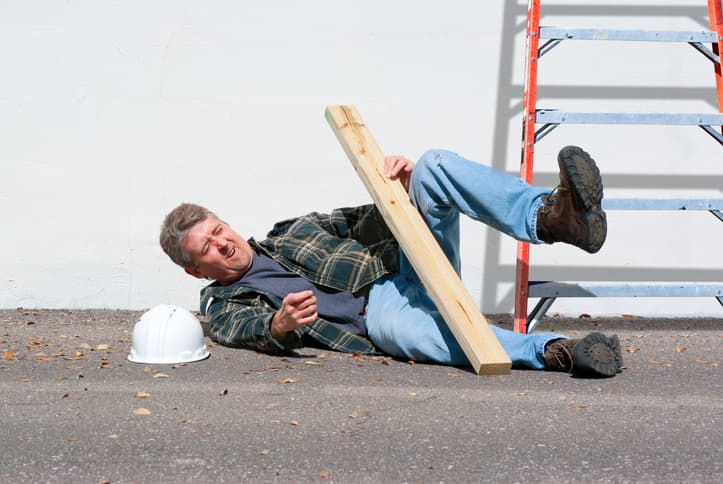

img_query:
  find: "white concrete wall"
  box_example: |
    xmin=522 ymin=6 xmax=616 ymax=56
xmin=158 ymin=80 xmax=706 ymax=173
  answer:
xmin=2 ymin=0 xmax=721 ymax=316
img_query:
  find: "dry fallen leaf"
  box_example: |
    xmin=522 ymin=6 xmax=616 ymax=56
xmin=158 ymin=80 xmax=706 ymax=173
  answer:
xmin=649 ymin=360 xmax=672 ymax=367
xmin=63 ymin=352 xmax=86 ymax=361
xmin=170 ymin=418 xmax=186 ymax=424
xmin=109 ymin=434 xmax=119 ymax=439
xmin=448 ymin=372 xmax=463 ymax=378
xmin=1 ymin=350 xmax=17 ymax=360
xmin=218 ymin=389 xmax=228 ymax=396
xmin=95 ymin=344 xmax=110 ymax=350
xmin=319 ymin=471 xmax=331 ymax=479
xmin=290 ymin=420 xmax=300 ymax=426
xmin=349 ymin=411 xmax=359 ymax=419
xmin=304 ymin=360 xmax=321 ymax=366
xmin=153 ymin=373 xmax=170 ymax=379
xmin=135 ymin=391 xmax=151 ymax=399
xmin=275 ymin=378 xmax=302 ymax=384
xmin=68 ymin=436 xmax=79 ymax=443
xmin=133 ymin=407 xmax=152 ymax=416
xmin=569 ymin=402 xmax=588 ymax=409
xmin=675 ymin=347 xmax=687 ymax=353
xmin=407 ymin=360 xmax=415 ymax=365
xmin=626 ymin=347 xmax=640 ymax=353
xmin=695 ymin=359 xmax=719 ymax=367
xmin=260 ymin=449 xmax=270 ymax=456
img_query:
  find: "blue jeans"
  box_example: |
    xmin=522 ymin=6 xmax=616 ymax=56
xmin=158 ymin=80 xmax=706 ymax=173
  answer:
xmin=365 ymin=149 xmax=565 ymax=368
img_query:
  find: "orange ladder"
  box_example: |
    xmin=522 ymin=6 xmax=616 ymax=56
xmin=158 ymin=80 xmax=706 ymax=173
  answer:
xmin=514 ymin=0 xmax=723 ymax=333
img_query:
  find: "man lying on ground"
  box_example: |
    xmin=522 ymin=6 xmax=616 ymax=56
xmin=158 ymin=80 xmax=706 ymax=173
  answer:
xmin=160 ymin=146 xmax=622 ymax=377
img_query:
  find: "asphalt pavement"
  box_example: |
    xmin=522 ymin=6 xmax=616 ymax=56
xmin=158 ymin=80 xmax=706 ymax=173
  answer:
xmin=1 ymin=309 xmax=721 ymax=483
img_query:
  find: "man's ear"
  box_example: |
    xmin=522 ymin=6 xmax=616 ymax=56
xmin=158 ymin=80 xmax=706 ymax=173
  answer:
xmin=184 ymin=266 xmax=205 ymax=279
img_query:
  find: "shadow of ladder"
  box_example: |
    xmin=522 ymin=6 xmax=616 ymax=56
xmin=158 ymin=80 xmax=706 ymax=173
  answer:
xmin=515 ymin=0 xmax=723 ymax=333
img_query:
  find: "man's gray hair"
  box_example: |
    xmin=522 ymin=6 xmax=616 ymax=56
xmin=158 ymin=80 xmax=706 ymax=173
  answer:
xmin=160 ymin=203 xmax=217 ymax=268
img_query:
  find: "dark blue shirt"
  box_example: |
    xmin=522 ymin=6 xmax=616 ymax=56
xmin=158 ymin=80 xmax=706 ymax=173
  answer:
xmin=235 ymin=251 xmax=367 ymax=336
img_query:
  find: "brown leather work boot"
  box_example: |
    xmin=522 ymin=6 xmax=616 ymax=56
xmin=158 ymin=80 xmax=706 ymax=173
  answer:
xmin=544 ymin=332 xmax=621 ymax=377
xmin=536 ymin=146 xmax=607 ymax=253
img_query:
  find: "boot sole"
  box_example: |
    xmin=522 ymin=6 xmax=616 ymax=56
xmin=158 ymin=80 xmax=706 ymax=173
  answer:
xmin=571 ymin=332 xmax=618 ymax=377
xmin=608 ymin=334 xmax=624 ymax=372
xmin=558 ymin=146 xmax=607 ymax=253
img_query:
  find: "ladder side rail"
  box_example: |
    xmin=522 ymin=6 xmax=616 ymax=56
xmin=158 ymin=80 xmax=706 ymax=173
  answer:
xmin=709 ymin=0 xmax=723 ymax=133
xmin=514 ymin=0 xmax=542 ymax=334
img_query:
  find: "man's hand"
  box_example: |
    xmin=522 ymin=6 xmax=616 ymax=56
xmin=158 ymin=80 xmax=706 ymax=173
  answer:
xmin=270 ymin=290 xmax=318 ymax=340
xmin=384 ymin=155 xmax=415 ymax=192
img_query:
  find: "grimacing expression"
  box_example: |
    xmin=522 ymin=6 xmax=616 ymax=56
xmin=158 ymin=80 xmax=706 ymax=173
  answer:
xmin=182 ymin=216 xmax=254 ymax=285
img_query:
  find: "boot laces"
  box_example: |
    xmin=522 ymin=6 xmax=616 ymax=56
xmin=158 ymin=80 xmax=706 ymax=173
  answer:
xmin=548 ymin=339 xmax=574 ymax=373
xmin=540 ymin=187 xmax=560 ymax=216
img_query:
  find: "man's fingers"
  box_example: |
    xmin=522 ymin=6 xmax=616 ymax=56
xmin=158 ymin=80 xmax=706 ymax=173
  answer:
xmin=296 ymin=312 xmax=318 ymax=325
xmin=284 ymin=290 xmax=313 ymax=304
xmin=384 ymin=156 xmax=404 ymax=177
xmin=384 ymin=155 xmax=414 ymax=179
xmin=279 ymin=291 xmax=318 ymax=327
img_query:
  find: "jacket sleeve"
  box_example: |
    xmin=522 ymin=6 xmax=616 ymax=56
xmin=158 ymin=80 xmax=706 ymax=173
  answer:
xmin=204 ymin=293 xmax=303 ymax=355
xmin=322 ymin=204 xmax=395 ymax=246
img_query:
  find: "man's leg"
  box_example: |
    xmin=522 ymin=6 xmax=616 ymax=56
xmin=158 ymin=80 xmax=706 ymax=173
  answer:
xmin=369 ymin=149 xmax=562 ymax=368
xmin=404 ymin=147 xmax=607 ymax=275
xmin=366 ymin=273 xmax=562 ymax=368
xmin=367 ymin=147 xmax=621 ymax=375
xmin=402 ymin=149 xmax=549 ymax=275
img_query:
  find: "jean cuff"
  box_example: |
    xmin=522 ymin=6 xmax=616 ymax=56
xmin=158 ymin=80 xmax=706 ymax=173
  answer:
xmin=528 ymin=195 xmax=548 ymax=244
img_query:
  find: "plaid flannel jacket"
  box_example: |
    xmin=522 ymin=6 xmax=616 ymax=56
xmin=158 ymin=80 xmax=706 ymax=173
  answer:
xmin=200 ymin=204 xmax=399 ymax=355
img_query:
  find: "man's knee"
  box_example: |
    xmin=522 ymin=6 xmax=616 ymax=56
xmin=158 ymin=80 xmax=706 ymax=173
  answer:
xmin=413 ymin=149 xmax=451 ymax=185
xmin=416 ymin=149 xmax=449 ymax=168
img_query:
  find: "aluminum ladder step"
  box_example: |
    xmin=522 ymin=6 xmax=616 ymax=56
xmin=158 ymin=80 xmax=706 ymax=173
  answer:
xmin=602 ymin=199 xmax=723 ymax=210
xmin=528 ymin=281 xmax=723 ymax=298
xmin=539 ymin=27 xmax=718 ymax=43
xmin=535 ymin=110 xmax=723 ymax=125
xmin=525 ymin=282 xmax=723 ymax=333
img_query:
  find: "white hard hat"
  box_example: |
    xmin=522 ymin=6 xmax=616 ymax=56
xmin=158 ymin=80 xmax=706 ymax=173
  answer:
xmin=128 ymin=304 xmax=210 ymax=364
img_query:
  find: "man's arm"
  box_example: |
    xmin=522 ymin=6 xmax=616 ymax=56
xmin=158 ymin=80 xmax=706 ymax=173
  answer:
xmin=205 ymin=294 xmax=304 ymax=354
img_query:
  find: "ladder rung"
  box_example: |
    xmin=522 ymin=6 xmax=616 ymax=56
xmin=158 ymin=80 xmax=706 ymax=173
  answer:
xmin=602 ymin=199 xmax=723 ymax=210
xmin=536 ymin=110 xmax=723 ymax=125
xmin=539 ymin=27 xmax=718 ymax=43
xmin=528 ymin=282 xmax=723 ymax=298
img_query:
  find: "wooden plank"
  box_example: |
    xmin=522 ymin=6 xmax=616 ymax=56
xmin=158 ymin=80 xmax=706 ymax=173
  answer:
xmin=325 ymin=105 xmax=511 ymax=375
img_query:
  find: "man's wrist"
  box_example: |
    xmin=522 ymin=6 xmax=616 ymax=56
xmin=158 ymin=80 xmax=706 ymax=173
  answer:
xmin=269 ymin=311 xmax=287 ymax=340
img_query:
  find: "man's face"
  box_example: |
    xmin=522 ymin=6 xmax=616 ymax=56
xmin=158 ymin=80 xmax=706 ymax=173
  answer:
xmin=182 ymin=216 xmax=254 ymax=285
